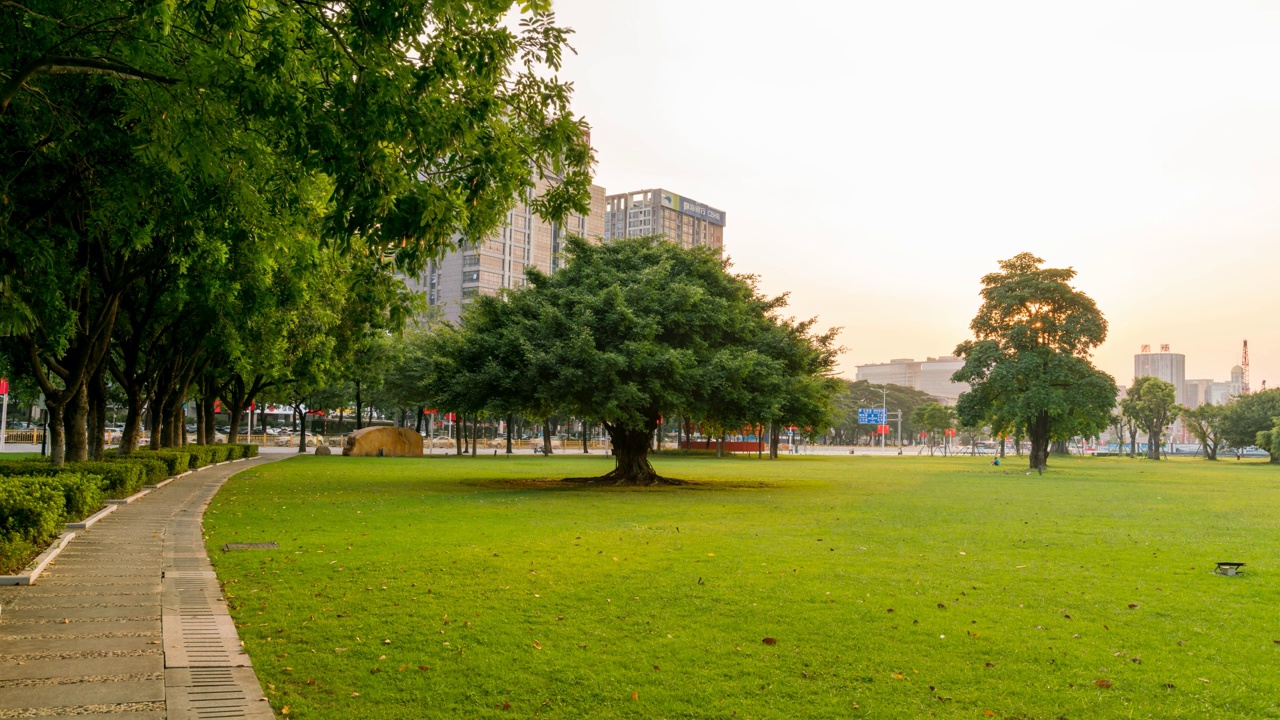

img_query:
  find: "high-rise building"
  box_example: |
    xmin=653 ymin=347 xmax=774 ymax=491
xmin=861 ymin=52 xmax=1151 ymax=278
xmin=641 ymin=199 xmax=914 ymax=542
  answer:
xmin=1133 ymin=344 xmax=1186 ymax=405
xmin=854 ymin=356 xmax=970 ymax=403
xmin=405 ymin=179 xmax=606 ymax=323
xmin=605 ymin=188 xmax=726 ymax=250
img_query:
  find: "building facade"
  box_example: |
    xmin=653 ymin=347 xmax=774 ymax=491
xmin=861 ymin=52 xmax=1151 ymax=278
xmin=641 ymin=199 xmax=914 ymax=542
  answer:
xmin=405 ymin=180 xmax=606 ymax=323
xmin=854 ymin=356 xmax=970 ymax=403
xmin=1133 ymin=346 xmax=1186 ymax=405
xmin=605 ymin=188 xmax=726 ymax=250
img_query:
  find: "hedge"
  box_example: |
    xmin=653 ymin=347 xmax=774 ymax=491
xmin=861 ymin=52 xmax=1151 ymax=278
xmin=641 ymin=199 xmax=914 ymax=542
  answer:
xmin=137 ymin=450 xmax=191 ymax=476
xmin=66 ymin=461 xmax=145 ymax=498
xmin=0 ymin=473 xmax=100 ymax=575
xmin=183 ymin=445 xmax=215 ymax=469
xmin=240 ymin=443 xmax=259 ymax=458
xmin=118 ymin=456 xmax=169 ymax=485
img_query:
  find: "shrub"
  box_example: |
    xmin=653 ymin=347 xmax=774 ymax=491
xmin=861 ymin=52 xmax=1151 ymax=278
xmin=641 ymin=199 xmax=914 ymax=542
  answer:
xmin=240 ymin=444 xmax=259 ymax=459
xmin=109 ymin=455 xmax=168 ymax=485
xmin=209 ymin=444 xmax=232 ymax=463
xmin=185 ymin=445 xmax=215 ymax=469
xmin=46 ymin=472 xmax=105 ymax=519
xmin=0 ymin=475 xmax=66 ymax=541
xmin=67 ymin=461 xmax=144 ymax=498
xmin=140 ymin=450 xmax=191 ymax=477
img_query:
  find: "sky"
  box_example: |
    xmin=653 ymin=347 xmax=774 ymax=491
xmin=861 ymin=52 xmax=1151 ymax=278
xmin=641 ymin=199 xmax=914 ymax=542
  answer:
xmin=549 ymin=0 xmax=1278 ymax=388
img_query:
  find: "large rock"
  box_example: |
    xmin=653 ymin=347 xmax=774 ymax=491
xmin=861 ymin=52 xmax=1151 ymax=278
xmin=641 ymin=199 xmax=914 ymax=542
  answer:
xmin=343 ymin=427 xmax=424 ymax=457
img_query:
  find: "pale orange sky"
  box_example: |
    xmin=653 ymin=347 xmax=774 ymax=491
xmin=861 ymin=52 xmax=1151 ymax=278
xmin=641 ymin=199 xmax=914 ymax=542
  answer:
xmin=554 ymin=0 xmax=1277 ymax=388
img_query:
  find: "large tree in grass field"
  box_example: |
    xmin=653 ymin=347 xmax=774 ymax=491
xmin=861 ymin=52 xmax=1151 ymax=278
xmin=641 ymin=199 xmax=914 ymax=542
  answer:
xmin=952 ymin=253 xmax=1117 ymax=472
xmin=444 ymin=236 xmax=840 ymax=485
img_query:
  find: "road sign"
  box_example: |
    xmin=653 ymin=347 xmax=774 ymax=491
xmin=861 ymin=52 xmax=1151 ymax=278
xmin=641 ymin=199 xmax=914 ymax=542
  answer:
xmin=857 ymin=408 xmax=886 ymax=425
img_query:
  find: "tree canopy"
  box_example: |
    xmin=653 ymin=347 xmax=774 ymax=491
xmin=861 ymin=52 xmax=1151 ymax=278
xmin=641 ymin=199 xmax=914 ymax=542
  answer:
xmin=1122 ymin=376 xmax=1178 ymax=460
xmin=952 ymin=253 xmax=1117 ymax=471
xmin=1 ymin=0 xmax=593 ymax=463
xmin=1220 ymin=388 xmax=1280 ymax=463
xmin=438 ymin=236 xmax=840 ymax=484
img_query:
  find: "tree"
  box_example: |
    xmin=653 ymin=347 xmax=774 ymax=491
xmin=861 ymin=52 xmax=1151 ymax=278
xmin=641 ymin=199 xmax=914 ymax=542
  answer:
xmin=444 ymin=236 xmax=839 ymax=484
xmin=1181 ymin=404 xmax=1226 ymax=460
xmin=1220 ymin=388 xmax=1280 ymax=463
xmin=910 ymin=402 xmax=955 ymax=456
xmin=2 ymin=0 xmax=594 ymax=464
xmin=952 ymin=253 xmax=1117 ymax=472
xmin=1256 ymin=417 xmax=1280 ymax=461
xmin=829 ymin=380 xmax=934 ymax=445
xmin=1123 ymin=377 xmax=1178 ymax=460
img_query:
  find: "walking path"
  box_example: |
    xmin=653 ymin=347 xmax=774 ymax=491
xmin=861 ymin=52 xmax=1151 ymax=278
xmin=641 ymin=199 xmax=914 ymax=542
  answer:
xmin=0 ymin=456 xmax=279 ymax=719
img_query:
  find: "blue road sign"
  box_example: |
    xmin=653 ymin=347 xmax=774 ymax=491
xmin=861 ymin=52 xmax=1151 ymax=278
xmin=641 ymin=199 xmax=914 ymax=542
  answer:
xmin=858 ymin=408 xmax=886 ymax=425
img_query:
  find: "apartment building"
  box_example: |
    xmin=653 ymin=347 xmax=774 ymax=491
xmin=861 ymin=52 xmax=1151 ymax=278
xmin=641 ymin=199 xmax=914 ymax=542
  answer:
xmin=605 ymin=188 xmax=725 ymax=250
xmin=406 ymin=180 xmax=606 ymax=323
xmin=854 ymin=356 xmax=970 ymax=403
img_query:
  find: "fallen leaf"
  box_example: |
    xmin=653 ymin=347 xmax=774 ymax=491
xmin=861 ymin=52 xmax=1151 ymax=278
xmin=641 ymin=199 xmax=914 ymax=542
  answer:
xmin=1094 ymin=679 xmax=1112 ymax=689
xmin=937 ymin=603 xmax=946 ymax=609
xmin=281 ymin=706 xmax=290 ymax=715
xmin=384 ymin=639 xmax=392 ymax=645
xmin=707 ymin=553 xmax=715 ymax=557
xmin=631 ymin=691 xmax=639 ymax=701
xmin=533 ymin=640 xmax=542 ymax=650
xmin=1128 ymin=603 xmax=1139 ymax=609
xmin=399 ymin=664 xmax=410 ymax=671
xmin=1163 ymin=683 xmax=1176 ymax=689
xmin=985 ymin=662 xmax=995 ymax=668
xmin=985 ymin=711 xmax=995 ymax=717
xmin=892 ymin=673 xmax=905 ymax=680
xmin=653 ymin=665 xmax=660 ymax=671
xmin=351 ymin=692 xmax=360 ymax=697
xmin=306 ymin=679 xmax=315 ymax=685
xmin=762 ymin=637 xmax=777 ymax=645
xmin=1198 ymin=678 xmax=1211 ymax=683
xmin=503 ymin=701 xmax=512 ymax=710
xmin=418 ymin=666 xmax=430 ymax=671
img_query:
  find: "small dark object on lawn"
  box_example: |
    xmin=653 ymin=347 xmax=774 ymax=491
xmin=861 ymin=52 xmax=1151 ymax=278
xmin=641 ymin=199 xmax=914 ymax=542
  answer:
xmin=223 ymin=542 xmax=280 ymax=551
xmin=762 ymin=637 xmax=777 ymax=645
xmin=1214 ymin=562 xmax=1244 ymax=576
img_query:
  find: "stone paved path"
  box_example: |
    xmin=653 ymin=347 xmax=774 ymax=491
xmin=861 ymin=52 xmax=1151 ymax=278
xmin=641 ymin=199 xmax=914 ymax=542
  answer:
xmin=0 ymin=457 xmax=279 ymax=719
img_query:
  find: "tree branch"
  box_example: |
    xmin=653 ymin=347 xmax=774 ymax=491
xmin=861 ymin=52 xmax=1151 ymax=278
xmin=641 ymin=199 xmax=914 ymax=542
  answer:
xmin=1 ymin=55 xmax=177 ymax=113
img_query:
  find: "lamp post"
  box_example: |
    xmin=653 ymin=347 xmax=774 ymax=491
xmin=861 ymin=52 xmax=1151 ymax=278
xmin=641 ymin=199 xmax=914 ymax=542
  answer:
xmin=878 ymin=387 xmax=888 ymax=451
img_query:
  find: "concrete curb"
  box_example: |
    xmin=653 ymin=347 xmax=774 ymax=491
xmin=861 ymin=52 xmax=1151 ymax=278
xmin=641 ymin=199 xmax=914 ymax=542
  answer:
xmin=0 ymin=455 xmax=259 ymax=587
xmin=65 ymin=503 xmax=118 ymax=530
xmin=0 ymin=531 xmax=76 ymax=586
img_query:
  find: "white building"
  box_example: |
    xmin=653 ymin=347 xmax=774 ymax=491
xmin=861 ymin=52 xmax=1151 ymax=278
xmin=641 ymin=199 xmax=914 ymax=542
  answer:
xmin=854 ymin=356 xmax=969 ymax=403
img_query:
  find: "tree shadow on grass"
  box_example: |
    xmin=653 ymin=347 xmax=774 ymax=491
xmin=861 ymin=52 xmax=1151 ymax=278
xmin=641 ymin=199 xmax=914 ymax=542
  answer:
xmin=473 ymin=477 xmax=778 ymax=491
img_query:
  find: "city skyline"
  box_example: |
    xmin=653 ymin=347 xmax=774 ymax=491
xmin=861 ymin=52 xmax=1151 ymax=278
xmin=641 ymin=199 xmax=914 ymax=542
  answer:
xmin=551 ymin=0 xmax=1277 ymax=388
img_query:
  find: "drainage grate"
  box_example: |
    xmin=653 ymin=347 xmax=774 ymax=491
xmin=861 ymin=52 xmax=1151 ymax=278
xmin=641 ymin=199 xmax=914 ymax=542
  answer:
xmin=221 ymin=543 xmax=279 ymax=551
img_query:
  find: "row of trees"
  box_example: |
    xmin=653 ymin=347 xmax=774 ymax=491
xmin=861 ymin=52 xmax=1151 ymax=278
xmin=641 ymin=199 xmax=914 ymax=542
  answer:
xmin=1 ymin=0 xmax=594 ymax=464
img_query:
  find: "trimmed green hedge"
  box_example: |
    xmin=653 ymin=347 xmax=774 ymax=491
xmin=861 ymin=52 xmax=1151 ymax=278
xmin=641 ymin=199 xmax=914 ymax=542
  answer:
xmin=240 ymin=443 xmax=258 ymax=458
xmin=66 ymin=461 xmax=145 ymax=498
xmin=185 ymin=445 xmax=216 ymax=469
xmin=0 ymin=473 xmax=99 ymax=574
xmin=137 ymin=450 xmax=191 ymax=476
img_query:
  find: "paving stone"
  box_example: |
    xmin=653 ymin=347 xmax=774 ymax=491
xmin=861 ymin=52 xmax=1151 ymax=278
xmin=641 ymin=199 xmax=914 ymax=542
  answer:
xmin=0 ymin=653 xmax=162 ymax=680
xmin=0 ymin=679 xmax=164 ymax=709
xmin=3 ymin=604 xmax=160 ymax=620
xmin=0 ymin=635 xmax=158 ymax=656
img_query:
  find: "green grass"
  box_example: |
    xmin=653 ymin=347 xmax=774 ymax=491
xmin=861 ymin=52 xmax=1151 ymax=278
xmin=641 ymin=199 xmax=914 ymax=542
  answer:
xmin=204 ymin=454 xmax=1280 ymax=719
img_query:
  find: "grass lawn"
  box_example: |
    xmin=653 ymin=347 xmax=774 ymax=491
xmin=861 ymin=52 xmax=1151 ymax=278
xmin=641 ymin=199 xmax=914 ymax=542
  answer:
xmin=204 ymin=454 xmax=1280 ymax=719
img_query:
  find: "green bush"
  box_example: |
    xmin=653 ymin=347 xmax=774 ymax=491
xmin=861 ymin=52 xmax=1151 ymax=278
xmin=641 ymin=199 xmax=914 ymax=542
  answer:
xmin=184 ymin=445 xmax=215 ymax=469
xmin=0 ymin=475 xmax=66 ymax=542
xmin=209 ymin=444 xmax=232 ymax=463
xmin=140 ymin=450 xmax=191 ymax=476
xmin=109 ymin=455 xmax=168 ymax=485
xmin=240 ymin=443 xmax=259 ymax=458
xmin=67 ymin=461 xmax=144 ymax=498
xmin=47 ymin=472 xmax=105 ymax=519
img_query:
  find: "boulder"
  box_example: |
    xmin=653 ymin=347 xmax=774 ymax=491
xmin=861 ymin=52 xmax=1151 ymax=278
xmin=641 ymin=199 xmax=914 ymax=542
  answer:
xmin=315 ymin=445 xmax=332 ymax=456
xmin=343 ymin=427 xmax=424 ymax=457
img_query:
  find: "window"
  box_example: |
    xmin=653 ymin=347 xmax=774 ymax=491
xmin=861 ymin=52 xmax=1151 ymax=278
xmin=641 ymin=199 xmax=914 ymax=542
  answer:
xmin=461 ymin=287 xmax=479 ymax=298
xmin=462 ymin=255 xmax=480 ymax=267
xmin=463 ymin=270 xmax=480 ymax=283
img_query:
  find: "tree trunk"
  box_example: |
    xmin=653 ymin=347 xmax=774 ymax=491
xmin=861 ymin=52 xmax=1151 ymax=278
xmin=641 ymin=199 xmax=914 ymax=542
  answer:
xmin=592 ymin=421 xmax=668 ymax=485
xmin=716 ymin=431 xmax=725 ymax=458
xmin=508 ymin=414 xmax=515 ymax=455
xmin=999 ymin=435 xmax=1005 ymax=458
xmin=46 ymin=403 xmax=66 ymax=466
xmin=296 ymin=404 xmax=308 ymax=452
xmin=769 ymin=422 xmax=780 ymax=459
xmin=87 ymin=367 xmax=107 ymax=461
xmin=1028 ymin=411 xmax=1050 ymax=472
xmin=455 ymin=414 xmax=463 ymax=456
xmin=472 ymin=416 xmax=479 ymax=457
xmin=63 ymin=380 xmax=89 ymax=462
xmin=1147 ymin=430 xmax=1161 ymax=460
xmin=354 ymin=380 xmax=363 ymax=430
xmin=202 ymin=392 xmax=216 ymax=446
xmin=542 ymin=419 xmax=553 ymax=456
xmin=581 ymin=419 xmax=589 ymax=454
xmin=1050 ymin=439 xmax=1069 ymax=455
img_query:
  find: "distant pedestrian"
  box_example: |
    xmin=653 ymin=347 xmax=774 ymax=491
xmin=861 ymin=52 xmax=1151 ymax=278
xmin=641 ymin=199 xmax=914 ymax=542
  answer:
xmin=1236 ymin=448 xmax=1242 ymax=461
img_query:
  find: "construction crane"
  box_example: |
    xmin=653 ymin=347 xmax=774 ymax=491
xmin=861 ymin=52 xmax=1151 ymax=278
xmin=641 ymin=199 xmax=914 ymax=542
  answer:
xmin=1242 ymin=339 xmax=1251 ymax=394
